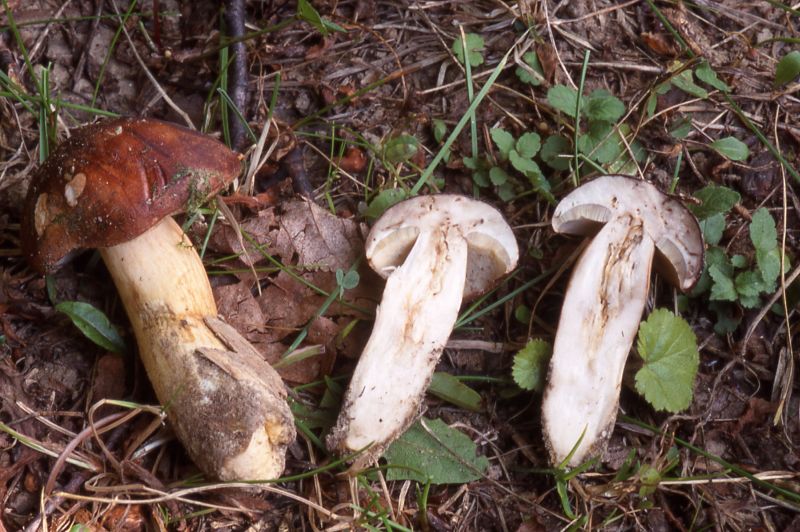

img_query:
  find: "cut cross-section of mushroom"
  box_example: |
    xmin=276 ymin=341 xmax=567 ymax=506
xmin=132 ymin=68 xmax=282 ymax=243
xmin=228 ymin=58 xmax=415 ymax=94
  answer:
xmin=542 ymin=175 xmax=703 ymax=467
xmin=22 ymin=118 xmax=295 ymax=481
xmin=326 ymin=195 xmax=519 ymax=470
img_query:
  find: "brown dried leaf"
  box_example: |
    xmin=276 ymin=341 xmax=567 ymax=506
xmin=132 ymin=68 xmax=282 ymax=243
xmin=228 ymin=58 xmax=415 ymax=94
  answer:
xmin=211 ymin=200 xmax=376 ymax=384
xmin=100 ymin=504 xmax=146 ymax=532
xmin=736 ymin=397 xmax=775 ymax=432
xmin=90 ymin=353 xmax=127 ymax=417
xmin=335 ymin=147 xmax=368 ymax=173
xmin=536 ymin=42 xmax=558 ymax=83
xmin=208 ymin=208 xmax=280 ymax=267
xmin=640 ymin=32 xmax=680 ymax=57
xmin=275 ymin=199 xmax=365 ymax=271
xmin=213 ymin=282 xmax=266 ymax=336
xmin=258 ymin=270 xmax=326 ymax=337
xmin=221 ymin=191 xmax=280 ymax=211
xmin=305 ymin=37 xmax=333 ymax=60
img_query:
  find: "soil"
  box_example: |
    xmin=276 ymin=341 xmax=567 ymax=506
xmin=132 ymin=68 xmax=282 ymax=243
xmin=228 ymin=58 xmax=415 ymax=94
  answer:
xmin=1 ymin=1 xmax=800 ymax=530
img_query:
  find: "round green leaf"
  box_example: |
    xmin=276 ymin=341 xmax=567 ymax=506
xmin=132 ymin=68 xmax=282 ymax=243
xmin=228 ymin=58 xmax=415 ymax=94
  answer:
xmin=515 ymin=132 xmax=541 ymax=158
xmin=489 ymin=166 xmax=510 ymax=186
xmin=634 ymin=309 xmax=699 ymax=413
xmin=710 ymin=136 xmax=749 ymax=161
xmin=490 ymin=128 xmax=515 ymax=158
xmin=512 ymin=339 xmax=552 ymax=392
xmin=363 ymin=188 xmax=407 ymax=219
xmin=547 ymin=85 xmax=578 ymax=118
xmin=775 ymin=50 xmax=800 ymax=86
xmin=452 ymin=33 xmax=485 ymax=67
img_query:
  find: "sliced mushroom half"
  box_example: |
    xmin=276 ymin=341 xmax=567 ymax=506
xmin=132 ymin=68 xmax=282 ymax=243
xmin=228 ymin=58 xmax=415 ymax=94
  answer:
xmin=327 ymin=194 xmax=518 ymax=470
xmin=542 ymin=175 xmax=703 ymax=466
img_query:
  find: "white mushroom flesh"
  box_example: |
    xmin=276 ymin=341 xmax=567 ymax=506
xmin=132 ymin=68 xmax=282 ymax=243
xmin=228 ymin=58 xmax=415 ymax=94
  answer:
xmin=335 ymin=225 xmax=467 ymax=454
xmin=542 ymin=213 xmax=654 ymax=466
xmin=327 ymin=194 xmax=518 ymax=469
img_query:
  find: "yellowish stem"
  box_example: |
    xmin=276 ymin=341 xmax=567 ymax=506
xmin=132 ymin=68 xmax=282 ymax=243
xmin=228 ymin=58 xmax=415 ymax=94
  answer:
xmin=100 ymin=217 xmax=294 ymax=480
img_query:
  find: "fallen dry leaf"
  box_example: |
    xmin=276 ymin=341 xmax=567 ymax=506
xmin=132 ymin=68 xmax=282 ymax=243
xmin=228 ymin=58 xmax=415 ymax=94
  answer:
xmin=335 ymin=147 xmax=368 ymax=173
xmin=305 ymin=36 xmax=333 ymax=60
xmin=211 ymin=200 xmax=377 ymax=383
xmin=213 ymin=282 xmax=267 ymax=336
xmin=100 ymin=504 xmax=146 ymax=532
xmin=641 ymin=32 xmax=680 ymax=57
xmin=275 ymin=200 xmax=365 ymax=270
xmin=736 ymin=397 xmax=776 ymax=432
xmin=221 ymin=191 xmax=280 ymax=211
xmin=536 ymin=42 xmax=558 ymax=83
xmin=89 ymin=353 xmax=127 ymax=417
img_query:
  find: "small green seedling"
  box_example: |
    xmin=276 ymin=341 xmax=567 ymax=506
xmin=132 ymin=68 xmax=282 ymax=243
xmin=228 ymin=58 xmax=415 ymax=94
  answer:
xmin=689 ymin=185 xmax=789 ymax=333
xmin=546 ymin=85 xmax=643 ymax=172
xmin=516 ymin=51 xmax=544 ymax=86
xmin=464 ymin=127 xmax=553 ymax=202
xmin=382 ymin=133 xmax=419 ymax=165
xmin=452 ymin=33 xmax=485 ymax=67
xmin=775 ymin=50 xmax=800 ymax=86
xmin=296 ymin=0 xmax=346 ymax=35
xmin=56 ymin=301 xmax=126 ymax=354
xmin=710 ymin=136 xmax=750 ymax=161
xmin=431 ymin=118 xmax=451 ymax=162
xmin=646 ymin=60 xmax=730 ymax=117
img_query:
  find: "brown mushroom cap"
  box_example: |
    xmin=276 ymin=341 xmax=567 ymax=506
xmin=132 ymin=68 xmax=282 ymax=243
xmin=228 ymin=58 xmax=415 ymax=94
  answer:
xmin=22 ymin=118 xmax=242 ymax=273
xmin=551 ymin=175 xmax=704 ymax=291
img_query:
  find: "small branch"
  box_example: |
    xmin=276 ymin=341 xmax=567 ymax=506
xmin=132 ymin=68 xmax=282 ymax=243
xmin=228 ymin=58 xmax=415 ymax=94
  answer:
xmin=224 ymin=0 xmax=249 ymax=151
xmin=283 ymin=144 xmax=314 ymax=198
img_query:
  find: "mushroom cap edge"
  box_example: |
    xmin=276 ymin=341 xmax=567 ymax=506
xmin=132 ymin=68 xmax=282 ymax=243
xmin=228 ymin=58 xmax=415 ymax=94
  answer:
xmin=551 ymin=175 xmax=704 ymax=292
xmin=365 ymin=194 xmax=519 ymax=300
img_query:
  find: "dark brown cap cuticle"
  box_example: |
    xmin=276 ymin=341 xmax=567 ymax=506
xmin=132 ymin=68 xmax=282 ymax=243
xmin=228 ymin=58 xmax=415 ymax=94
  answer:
xmin=22 ymin=118 xmax=241 ymax=274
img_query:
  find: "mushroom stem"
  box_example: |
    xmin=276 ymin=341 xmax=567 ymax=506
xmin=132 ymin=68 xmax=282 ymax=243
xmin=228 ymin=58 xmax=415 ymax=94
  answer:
xmin=100 ymin=216 xmax=295 ymax=480
xmin=327 ymin=227 xmax=468 ymax=468
xmin=542 ymin=214 xmax=655 ymax=466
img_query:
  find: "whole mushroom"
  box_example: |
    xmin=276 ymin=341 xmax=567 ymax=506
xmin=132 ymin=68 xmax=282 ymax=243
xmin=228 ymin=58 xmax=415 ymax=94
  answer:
xmin=327 ymin=194 xmax=518 ymax=469
xmin=542 ymin=175 xmax=703 ymax=466
xmin=22 ymin=118 xmax=295 ymax=480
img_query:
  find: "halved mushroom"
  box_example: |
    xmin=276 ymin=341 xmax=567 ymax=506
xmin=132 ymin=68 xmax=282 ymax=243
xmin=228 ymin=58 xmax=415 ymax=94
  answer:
xmin=542 ymin=175 xmax=703 ymax=466
xmin=326 ymin=195 xmax=518 ymax=469
xmin=22 ymin=118 xmax=295 ymax=480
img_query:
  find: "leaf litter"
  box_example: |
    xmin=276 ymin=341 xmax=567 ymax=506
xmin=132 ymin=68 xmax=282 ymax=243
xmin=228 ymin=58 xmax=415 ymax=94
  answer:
xmin=210 ymin=199 xmax=377 ymax=384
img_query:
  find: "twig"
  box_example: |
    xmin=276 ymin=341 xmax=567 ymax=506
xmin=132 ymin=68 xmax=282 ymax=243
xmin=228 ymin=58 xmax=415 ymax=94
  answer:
xmin=44 ymin=411 xmax=133 ymax=495
xmin=283 ymin=144 xmax=314 ymax=198
xmin=71 ymin=0 xmax=104 ymax=91
xmin=109 ymin=0 xmax=195 ymax=128
xmin=24 ymin=414 xmax=133 ymax=531
xmin=23 ymin=471 xmax=92 ymax=532
xmin=224 ymin=0 xmax=249 ymax=151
